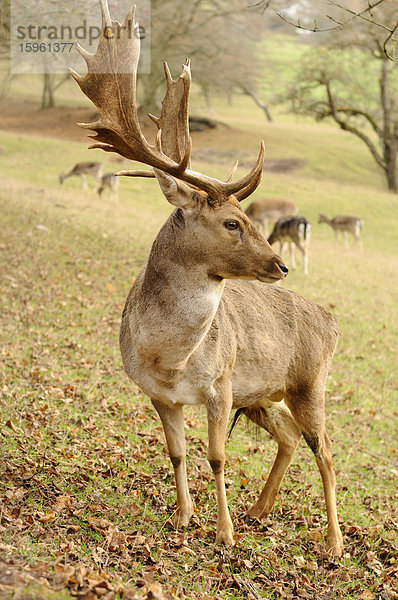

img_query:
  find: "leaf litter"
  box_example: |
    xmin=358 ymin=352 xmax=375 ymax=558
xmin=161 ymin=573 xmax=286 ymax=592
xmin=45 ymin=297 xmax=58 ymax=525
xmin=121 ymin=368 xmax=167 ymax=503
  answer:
xmin=1 ymin=192 xmax=397 ymax=600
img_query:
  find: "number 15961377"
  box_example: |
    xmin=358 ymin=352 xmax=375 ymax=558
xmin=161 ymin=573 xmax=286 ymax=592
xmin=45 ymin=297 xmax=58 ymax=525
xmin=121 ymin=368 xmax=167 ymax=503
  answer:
xmin=19 ymin=42 xmax=74 ymax=53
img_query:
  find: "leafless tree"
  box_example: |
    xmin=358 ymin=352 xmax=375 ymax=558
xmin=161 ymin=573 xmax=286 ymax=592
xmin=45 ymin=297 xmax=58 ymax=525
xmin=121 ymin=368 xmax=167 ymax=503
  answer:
xmin=138 ymin=0 xmax=263 ymax=113
xmin=40 ymin=70 xmax=70 ymax=109
xmin=290 ymin=17 xmax=398 ymax=192
xmin=0 ymin=0 xmax=75 ymax=107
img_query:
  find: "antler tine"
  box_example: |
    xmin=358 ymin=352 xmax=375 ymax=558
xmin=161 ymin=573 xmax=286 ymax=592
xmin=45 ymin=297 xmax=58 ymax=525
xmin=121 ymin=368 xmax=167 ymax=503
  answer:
xmin=155 ymin=60 xmax=192 ymax=167
xmin=233 ymin=166 xmax=263 ymax=201
xmin=100 ymin=0 xmax=112 ymax=29
xmin=117 ymin=169 xmax=155 ymax=178
xmin=223 ymin=141 xmax=265 ymax=197
xmin=225 ymin=160 xmax=239 ymax=183
xmin=76 ymin=42 xmax=94 ymax=63
xmin=163 ymin=61 xmax=173 ymax=84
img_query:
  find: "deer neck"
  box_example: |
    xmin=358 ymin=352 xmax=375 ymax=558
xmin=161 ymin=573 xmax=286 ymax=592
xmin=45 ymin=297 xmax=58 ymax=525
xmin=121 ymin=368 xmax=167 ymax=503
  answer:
xmin=135 ymin=212 xmax=225 ymax=370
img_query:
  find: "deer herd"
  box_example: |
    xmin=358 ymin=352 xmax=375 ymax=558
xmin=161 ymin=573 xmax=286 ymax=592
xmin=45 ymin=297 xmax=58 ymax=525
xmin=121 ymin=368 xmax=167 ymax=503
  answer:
xmin=66 ymin=0 xmax=370 ymax=559
xmin=244 ymin=198 xmax=363 ymax=274
xmin=59 ymin=160 xmax=120 ymax=202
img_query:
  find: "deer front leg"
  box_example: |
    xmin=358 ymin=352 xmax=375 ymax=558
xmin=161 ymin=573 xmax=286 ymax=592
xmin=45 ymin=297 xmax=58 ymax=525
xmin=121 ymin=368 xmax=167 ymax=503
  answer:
xmin=151 ymin=399 xmax=193 ymax=528
xmin=207 ymin=385 xmax=234 ymax=545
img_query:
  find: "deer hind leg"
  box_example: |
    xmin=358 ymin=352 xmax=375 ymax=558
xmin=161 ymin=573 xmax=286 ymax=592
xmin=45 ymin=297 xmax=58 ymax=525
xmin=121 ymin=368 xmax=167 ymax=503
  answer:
xmin=111 ymin=183 xmax=119 ymax=203
xmin=81 ymin=174 xmax=88 ymax=191
xmin=113 ymin=180 xmax=120 ymax=202
xmin=289 ymin=242 xmax=297 ymax=270
xmin=354 ymin=227 xmax=363 ymax=250
xmin=151 ymin=399 xmax=193 ymax=528
xmin=244 ymin=401 xmax=301 ymax=519
xmin=207 ymin=383 xmax=234 ymax=545
xmin=295 ymin=242 xmax=308 ymax=275
xmin=286 ymin=388 xmax=343 ymax=557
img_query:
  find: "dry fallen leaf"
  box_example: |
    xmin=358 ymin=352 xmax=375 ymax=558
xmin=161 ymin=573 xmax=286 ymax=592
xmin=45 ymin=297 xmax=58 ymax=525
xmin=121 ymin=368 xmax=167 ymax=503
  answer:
xmin=294 ymin=555 xmax=307 ymax=568
xmin=39 ymin=511 xmax=56 ymax=524
xmin=53 ymin=495 xmax=73 ymax=512
xmin=5 ymin=419 xmax=18 ymax=432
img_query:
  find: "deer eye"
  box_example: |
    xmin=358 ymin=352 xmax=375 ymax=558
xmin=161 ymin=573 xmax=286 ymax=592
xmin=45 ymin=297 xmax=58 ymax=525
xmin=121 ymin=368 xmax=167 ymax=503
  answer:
xmin=224 ymin=220 xmax=240 ymax=231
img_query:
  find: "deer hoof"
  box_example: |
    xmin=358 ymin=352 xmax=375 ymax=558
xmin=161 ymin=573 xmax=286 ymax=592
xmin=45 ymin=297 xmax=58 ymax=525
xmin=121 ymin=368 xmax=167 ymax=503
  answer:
xmin=246 ymin=504 xmax=269 ymax=520
xmin=172 ymin=503 xmax=194 ymax=529
xmin=326 ymin=535 xmax=344 ymax=557
xmin=215 ymin=526 xmax=234 ymax=546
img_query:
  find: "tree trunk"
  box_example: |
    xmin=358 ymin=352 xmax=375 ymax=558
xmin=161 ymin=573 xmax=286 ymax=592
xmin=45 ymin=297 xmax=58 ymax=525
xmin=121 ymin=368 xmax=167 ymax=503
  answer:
xmin=240 ymin=85 xmax=273 ymax=122
xmin=41 ymin=72 xmax=55 ymax=109
xmin=138 ymin=74 xmax=163 ymax=115
xmin=380 ymin=58 xmax=398 ymax=192
xmin=201 ymin=85 xmax=211 ymax=108
xmin=0 ymin=71 xmax=13 ymax=100
xmin=385 ymin=156 xmax=398 ymax=192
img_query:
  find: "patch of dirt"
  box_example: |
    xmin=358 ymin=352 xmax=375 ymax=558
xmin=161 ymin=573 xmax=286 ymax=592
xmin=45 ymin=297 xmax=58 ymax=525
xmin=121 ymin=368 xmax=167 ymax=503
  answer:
xmin=0 ymin=101 xmax=93 ymax=143
xmin=192 ymin=148 xmax=305 ymax=173
xmin=0 ymin=100 xmax=157 ymax=144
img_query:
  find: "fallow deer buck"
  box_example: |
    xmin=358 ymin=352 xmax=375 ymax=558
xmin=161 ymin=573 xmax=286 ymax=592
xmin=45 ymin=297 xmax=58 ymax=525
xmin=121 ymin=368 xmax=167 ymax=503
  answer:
xmin=71 ymin=0 xmax=343 ymax=556
xmin=319 ymin=214 xmax=363 ymax=250
xmin=245 ymin=198 xmax=298 ymax=236
xmin=59 ymin=161 xmax=104 ymax=190
xmin=268 ymin=216 xmax=312 ymax=275
xmin=97 ymin=172 xmax=120 ymax=202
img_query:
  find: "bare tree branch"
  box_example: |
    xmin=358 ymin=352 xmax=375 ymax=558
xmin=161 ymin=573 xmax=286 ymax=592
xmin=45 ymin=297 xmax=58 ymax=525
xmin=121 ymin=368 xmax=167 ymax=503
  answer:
xmin=239 ymin=84 xmax=273 ymax=121
xmin=247 ymin=0 xmax=271 ymax=14
xmin=324 ymin=79 xmax=386 ymax=169
xmin=278 ymin=0 xmax=396 ymax=61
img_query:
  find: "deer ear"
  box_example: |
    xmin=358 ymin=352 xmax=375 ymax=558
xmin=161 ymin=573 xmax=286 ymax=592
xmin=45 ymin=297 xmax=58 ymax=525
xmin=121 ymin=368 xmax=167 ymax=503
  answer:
xmin=154 ymin=169 xmax=197 ymax=210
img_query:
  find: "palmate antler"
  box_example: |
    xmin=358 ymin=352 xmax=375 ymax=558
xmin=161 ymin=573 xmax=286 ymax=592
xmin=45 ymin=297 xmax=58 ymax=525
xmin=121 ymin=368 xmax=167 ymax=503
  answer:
xmin=71 ymin=0 xmax=265 ymax=201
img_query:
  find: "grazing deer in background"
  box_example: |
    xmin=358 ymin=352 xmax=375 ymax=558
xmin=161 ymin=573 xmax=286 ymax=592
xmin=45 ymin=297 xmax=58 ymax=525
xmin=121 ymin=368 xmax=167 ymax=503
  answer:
xmin=59 ymin=161 xmax=103 ymax=190
xmin=97 ymin=172 xmax=119 ymax=202
xmin=268 ymin=216 xmax=312 ymax=275
xmin=245 ymin=198 xmax=298 ymax=236
xmin=71 ymin=0 xmax=343 ymax=556
xmin=319 ymin=214 xmax=363 ymax=249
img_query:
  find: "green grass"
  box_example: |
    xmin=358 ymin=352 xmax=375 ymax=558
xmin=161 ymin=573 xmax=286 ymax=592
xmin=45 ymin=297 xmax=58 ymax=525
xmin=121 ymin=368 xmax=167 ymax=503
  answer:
xmin=0 ymin=99 xmax=397 ymax=600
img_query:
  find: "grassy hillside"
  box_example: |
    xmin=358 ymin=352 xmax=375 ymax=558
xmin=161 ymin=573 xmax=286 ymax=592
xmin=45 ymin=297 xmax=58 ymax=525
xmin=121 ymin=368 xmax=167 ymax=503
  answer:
xmin=0 ymin=95 xmax=397 ymax=600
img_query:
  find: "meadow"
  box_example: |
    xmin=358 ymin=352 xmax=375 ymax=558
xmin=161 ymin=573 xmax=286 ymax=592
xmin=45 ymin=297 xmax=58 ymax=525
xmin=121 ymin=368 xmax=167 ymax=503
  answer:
xmin=0 ymin=83 xmax=397 ymax=600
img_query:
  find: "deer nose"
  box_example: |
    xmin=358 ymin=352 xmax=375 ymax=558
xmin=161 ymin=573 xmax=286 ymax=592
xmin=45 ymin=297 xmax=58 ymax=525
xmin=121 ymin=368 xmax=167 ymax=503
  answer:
xmin=278 ymin=263 xmax=289 ymax=277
